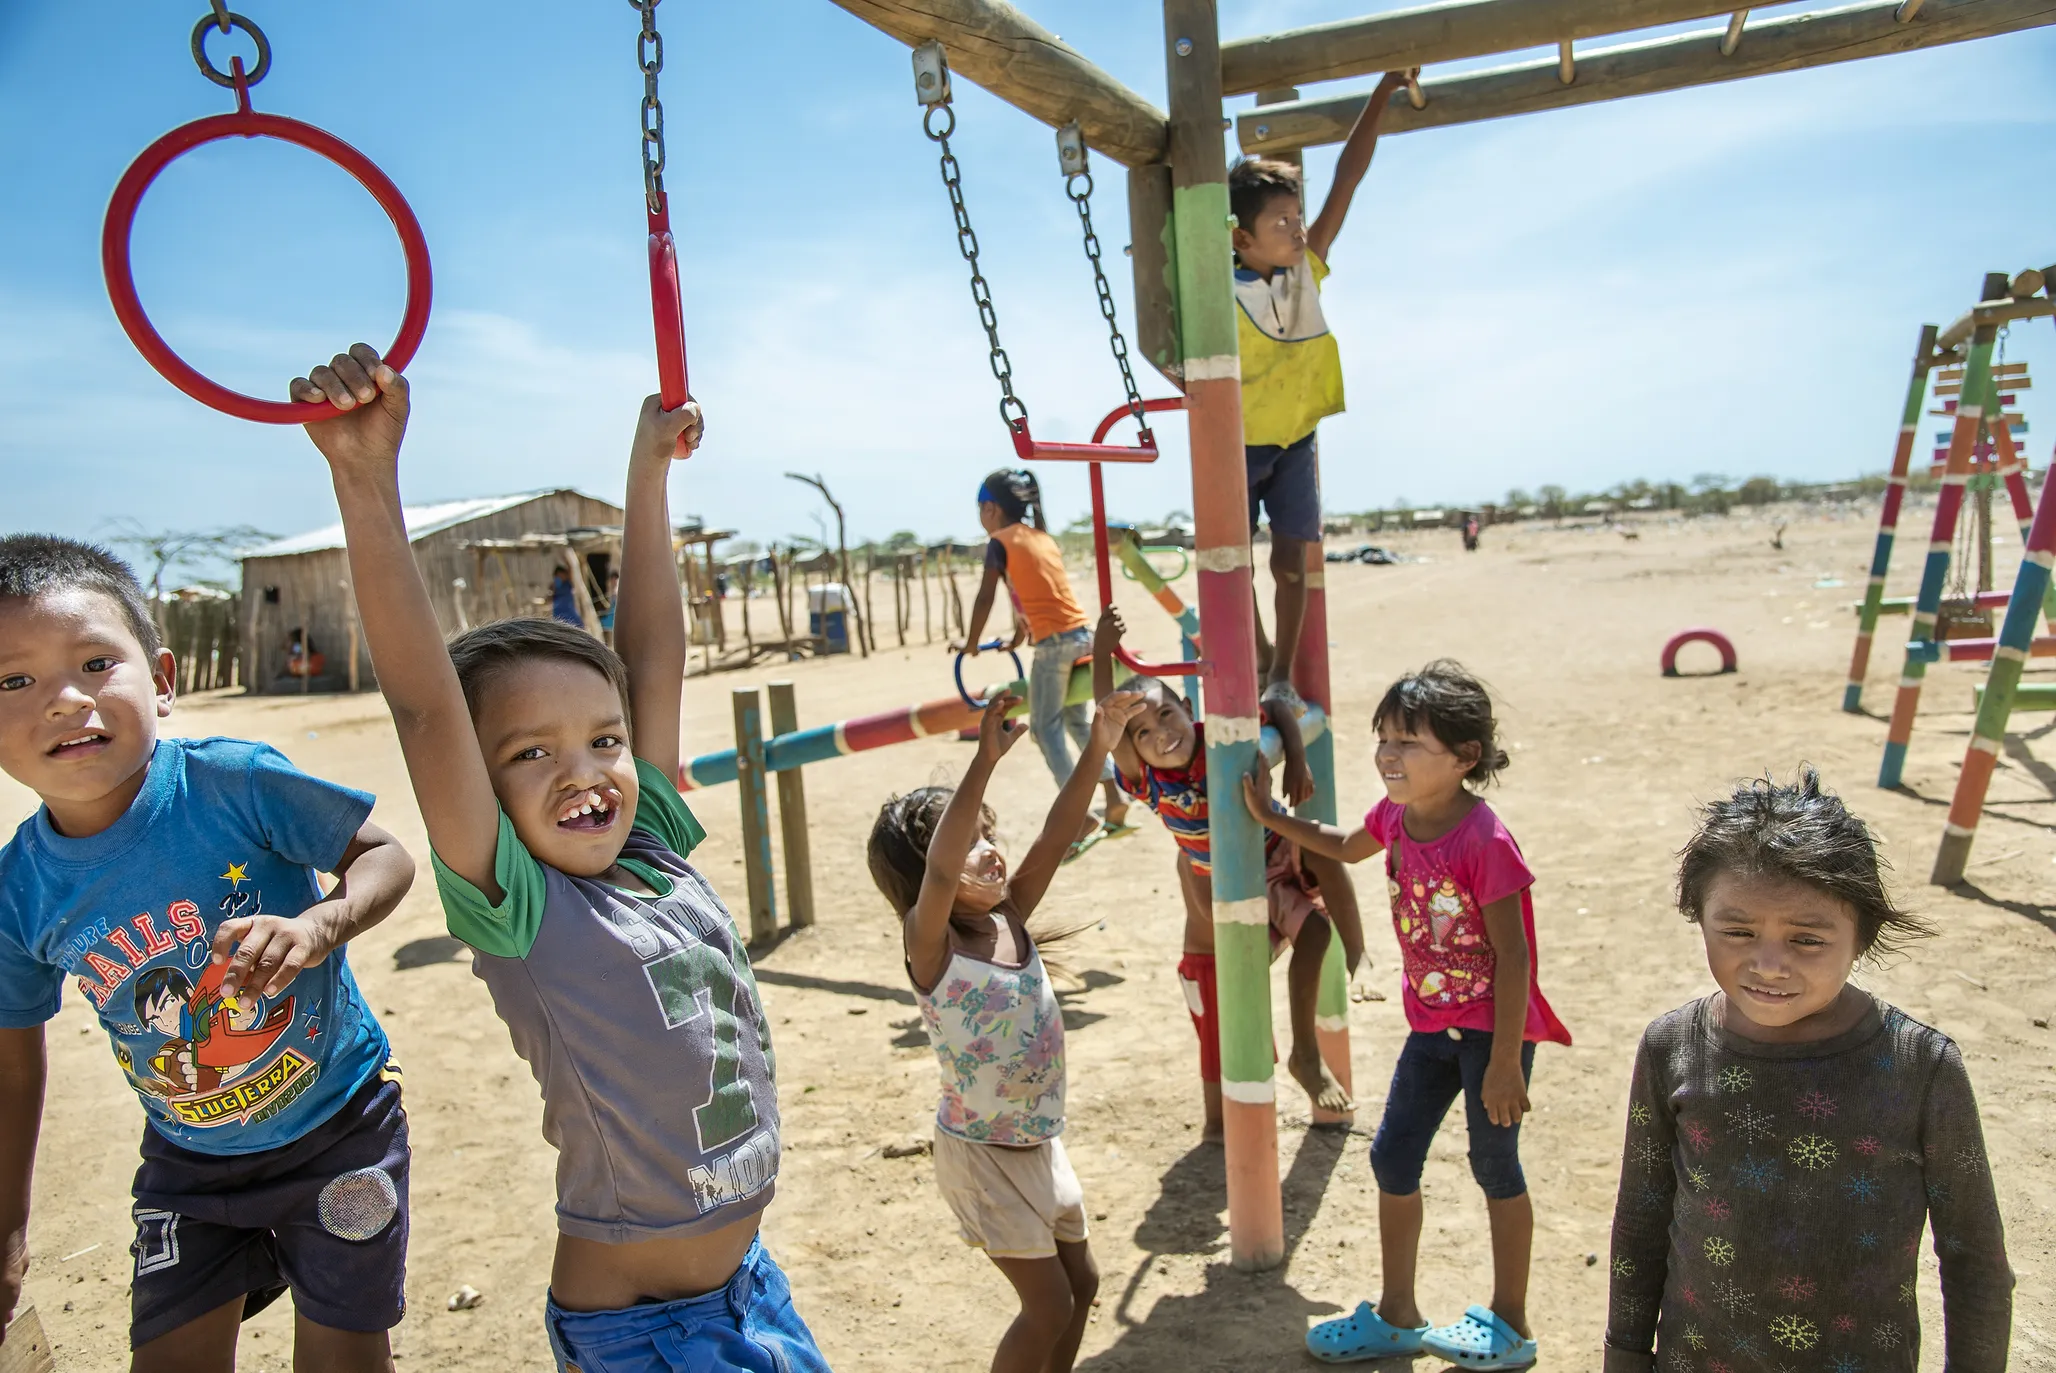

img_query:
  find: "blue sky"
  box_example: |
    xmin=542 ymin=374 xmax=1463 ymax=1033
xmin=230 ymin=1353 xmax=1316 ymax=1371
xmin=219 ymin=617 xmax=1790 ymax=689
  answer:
xmin=2 ymin=1 xmax=2053 ymax=561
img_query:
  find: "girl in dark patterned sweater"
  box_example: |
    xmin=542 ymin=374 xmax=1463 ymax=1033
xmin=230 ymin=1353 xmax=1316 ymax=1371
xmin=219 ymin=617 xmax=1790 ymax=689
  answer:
xmin=1605 ymin=770 xmax=2012 ymax=1373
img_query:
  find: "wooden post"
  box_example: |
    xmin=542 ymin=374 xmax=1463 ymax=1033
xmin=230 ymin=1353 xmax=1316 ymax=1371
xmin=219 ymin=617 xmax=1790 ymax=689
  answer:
xmin=921 ymin=547 xmax=934 ymax=643
xmin=732 ymin=686 xmax=778 ymax=946
xmin=1881 ymin=272 xmax=2011 ymax=789
xmin=1845 ymin=324 xmax=1939 ymax=712
xmin=1166 ymin=0 xmax=1282 ymax=1272
xmin=768 ymin=680 xmax=816 ymax=929
xmin=1294 ymin=533 xmax=1355 ymax=1129
xmin=298 ymin=615 xmax=310 ymax=695
xmin=1127 ymin=161 xmax=1182 ymax=385
xmin=1 ymin=1306 xmax=57 ymax=1373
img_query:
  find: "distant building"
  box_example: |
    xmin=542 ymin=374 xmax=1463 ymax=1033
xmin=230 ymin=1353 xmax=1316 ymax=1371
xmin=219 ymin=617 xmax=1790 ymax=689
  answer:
xmin=237 ymin=489 xmax=622 ymax=694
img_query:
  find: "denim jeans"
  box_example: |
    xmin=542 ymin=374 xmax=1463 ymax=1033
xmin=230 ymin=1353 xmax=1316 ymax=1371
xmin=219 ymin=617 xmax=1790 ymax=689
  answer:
xmin=1370 ymin=1028 xmax=1536 ymax=1200
xmin=544 ymin=1237 xmax=828 ymax=1373
xmin=1029 ymin=627 xmax=1110 ymax=788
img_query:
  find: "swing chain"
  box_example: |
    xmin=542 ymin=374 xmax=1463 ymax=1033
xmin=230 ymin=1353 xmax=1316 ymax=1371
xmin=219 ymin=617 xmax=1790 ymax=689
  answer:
xmin=629 ymin=0 xmax=667 ymax=214
xmin=923 ymin=101 xmax=1029 ymax=431
xmin=189 ymin=5 xmax=271 ymax=92
xmin=1066 ymin=166 xmax=1148 ymax=435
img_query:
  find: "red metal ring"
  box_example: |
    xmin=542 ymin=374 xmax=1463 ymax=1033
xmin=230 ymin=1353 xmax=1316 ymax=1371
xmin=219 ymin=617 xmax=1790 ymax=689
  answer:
xmin=102 ymin=111 xmax=433 ymax=424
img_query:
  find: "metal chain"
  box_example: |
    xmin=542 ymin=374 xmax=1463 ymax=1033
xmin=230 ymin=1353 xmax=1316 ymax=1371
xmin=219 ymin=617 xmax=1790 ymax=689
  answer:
xmin=1067 ymin=169 xmax=1148 ymax=433
xmin=629 ymin=0 xmax=666 ymax=214
xmin=924 ymin=103 xmax=1028 ymax=432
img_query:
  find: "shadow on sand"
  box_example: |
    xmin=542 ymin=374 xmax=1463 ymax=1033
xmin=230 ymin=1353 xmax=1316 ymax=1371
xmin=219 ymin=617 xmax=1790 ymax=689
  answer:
xmin=1079 ymin=1125 xmax=1413 ymax=1371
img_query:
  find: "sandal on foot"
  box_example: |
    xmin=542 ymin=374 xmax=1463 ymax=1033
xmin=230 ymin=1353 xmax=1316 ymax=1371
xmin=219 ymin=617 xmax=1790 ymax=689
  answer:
xmin=1305 ymin=1301 xmax=1430 ymax=1363
xmin=1421 ymin=1305 xmax=1536 ymax=1370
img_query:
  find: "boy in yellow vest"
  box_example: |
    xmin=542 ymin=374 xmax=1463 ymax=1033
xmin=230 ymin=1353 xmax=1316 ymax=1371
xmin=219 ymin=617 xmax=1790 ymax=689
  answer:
xmin=1232 ymin=69 xmax=1411 ymax=698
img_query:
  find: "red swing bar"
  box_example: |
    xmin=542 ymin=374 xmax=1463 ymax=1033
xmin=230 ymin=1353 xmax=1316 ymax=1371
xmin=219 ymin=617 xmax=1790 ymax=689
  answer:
xmin=1073 ymin=397 xmax=1211 ymax=680
xmin=633 ymin=1 xmax=694 ymax=456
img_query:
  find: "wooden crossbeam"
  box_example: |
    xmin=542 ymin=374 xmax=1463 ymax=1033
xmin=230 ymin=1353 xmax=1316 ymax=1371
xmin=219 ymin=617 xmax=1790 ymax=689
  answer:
xmin=1937 ymin=293 xmax=2056 ymax=350
xmin=825 ymin=0 xmax=1167 ymax=167
xmin=1221 ymin=0 xmax=1785 ymax=95
xmin=1236 ymin=0 xmax=2056 ymax=151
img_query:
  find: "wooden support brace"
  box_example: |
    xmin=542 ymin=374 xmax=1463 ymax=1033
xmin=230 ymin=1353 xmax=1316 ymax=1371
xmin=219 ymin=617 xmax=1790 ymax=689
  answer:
xmin=731 ymin=687 xmax=779 ymax=946
xmin=1236 ymin=0 xmax=2056 ymax=152
xmin=767 ymin=681 xmax=816 ymax=930
xmin=825 ymin=0 xmax=1168 ymax=167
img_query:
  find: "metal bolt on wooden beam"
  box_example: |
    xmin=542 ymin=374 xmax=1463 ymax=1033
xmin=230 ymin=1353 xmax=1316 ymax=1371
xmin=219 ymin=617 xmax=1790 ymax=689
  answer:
xmin=1897 ymin=0 xmax=1927 ymax=18
xmin=1559 ymin=37 xmax=1577 ymax=80
xmin=1722 ymin=9 xmax=1752 ymax=54
xmin=1405 ymin=70 xmax=1428 ymax=107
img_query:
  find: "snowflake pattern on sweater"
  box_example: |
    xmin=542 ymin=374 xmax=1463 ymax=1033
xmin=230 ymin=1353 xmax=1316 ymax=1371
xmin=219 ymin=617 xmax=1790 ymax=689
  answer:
xmin=1602 ymin=995 xmax=2011 ymax=1373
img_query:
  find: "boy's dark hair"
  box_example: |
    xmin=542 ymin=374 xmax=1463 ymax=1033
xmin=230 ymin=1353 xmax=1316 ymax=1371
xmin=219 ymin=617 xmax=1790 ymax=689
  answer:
xmin=1373 ymin=659 xmax=1508 ymax=788
xmin=867 ymin=785 xmax=996 ymax=914
xmin=1677 ymin=769 xmax=1929 ymax=959
xmin=0 ymin=535 xmax=162 ymax=657
xmin=1228 ymin=157 xmax=1303 ymax=235
xmin=978 ymin=469 xmax=1047 ymax=532
xmin=133 ymin=966 xmax=192 ymax=1018
xmin=446 ymin=618 xmax=632 ymax=725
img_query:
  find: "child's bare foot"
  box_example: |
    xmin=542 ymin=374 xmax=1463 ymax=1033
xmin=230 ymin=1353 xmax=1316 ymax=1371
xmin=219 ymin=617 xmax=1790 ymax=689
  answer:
xmin=1289 ymin=1044 xmax=1355 ymax=1114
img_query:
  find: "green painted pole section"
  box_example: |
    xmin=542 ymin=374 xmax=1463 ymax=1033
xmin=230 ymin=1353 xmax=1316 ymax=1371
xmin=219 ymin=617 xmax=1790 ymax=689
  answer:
xmin=1845 ymin=325 xmax=1936 ymax=713
xmin=1974 ymin=681 xmax=2056 ymax=711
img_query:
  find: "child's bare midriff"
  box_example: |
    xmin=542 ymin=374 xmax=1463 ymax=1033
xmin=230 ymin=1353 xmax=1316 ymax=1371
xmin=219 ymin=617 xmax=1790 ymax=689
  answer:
xmin=550 ymin=1212 xmax=760 ymax=1311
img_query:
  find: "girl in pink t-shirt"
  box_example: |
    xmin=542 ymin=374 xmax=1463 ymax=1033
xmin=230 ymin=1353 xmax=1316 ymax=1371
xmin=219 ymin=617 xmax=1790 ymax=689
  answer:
xmin=1244 ymin=660 xmax=1567 ymax=1370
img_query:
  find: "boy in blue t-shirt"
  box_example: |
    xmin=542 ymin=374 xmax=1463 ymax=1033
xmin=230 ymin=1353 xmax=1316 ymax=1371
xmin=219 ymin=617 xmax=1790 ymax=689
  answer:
xmin=0 ymin=537 xmax=416 ymax=1370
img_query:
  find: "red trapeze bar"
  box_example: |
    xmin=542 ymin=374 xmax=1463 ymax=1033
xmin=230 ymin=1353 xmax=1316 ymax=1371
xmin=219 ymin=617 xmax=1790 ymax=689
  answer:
xmin=1078 ymin=397 xmax=1209 ymax=680
xmin=646 ymin=191 xmax=695 ymax=456
xmin=102 ymin=109 xmax=432 ymax=425
xmin=1006 ymin=397 xmax=1166 ymax=464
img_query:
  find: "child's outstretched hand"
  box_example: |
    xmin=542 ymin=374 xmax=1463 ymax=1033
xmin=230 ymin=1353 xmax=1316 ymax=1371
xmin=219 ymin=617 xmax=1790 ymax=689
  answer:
xmin=1242 ymin=756 xmax=1282 ymax=824
xmin=292 ymin=343 xmax=409 ymax=473
xmin=1094 ymin=604 xmax=1126 ymax=652
xmin=975 ymin=689 xmax=1027 ymax=763
xmin=631 ymin=393 xmax=705 ymax=466
xmin=1089 ymin=689 xmax=1147 ymax=754
xmin=1481 ymin=1052 xmax=1531 ymax=1128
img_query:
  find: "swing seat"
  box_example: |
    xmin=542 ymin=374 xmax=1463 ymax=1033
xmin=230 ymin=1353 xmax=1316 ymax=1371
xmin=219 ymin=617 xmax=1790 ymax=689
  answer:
xmin=1007 ymin=418 xmax=1160 ymax=464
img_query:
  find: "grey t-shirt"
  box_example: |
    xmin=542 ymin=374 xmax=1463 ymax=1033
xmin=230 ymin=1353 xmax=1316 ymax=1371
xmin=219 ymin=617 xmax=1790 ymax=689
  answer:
xmin=432 ymin=759 xmax=778 ymax=1243
xmin=1605 ymin=994 xmax=2011 ymax=1372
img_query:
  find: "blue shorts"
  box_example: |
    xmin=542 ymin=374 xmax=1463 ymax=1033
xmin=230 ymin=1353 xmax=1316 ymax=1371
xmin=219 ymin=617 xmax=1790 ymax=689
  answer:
xmin=545 ymin=1237 xmax=829 ymax=1373
xmin=1245 ymin=431 xmax=1321 ymax=543
xmin=129 ymin=1068 xmax=409 ymax=1348
xmin=1370 ymin=1029 xmax=1536 ymax=1201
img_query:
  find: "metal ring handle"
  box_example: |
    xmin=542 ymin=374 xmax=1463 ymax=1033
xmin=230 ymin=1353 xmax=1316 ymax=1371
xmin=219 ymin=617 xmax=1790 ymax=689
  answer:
xmin=102 ymin=112 xmax=434 ymax=424
xmin=190 ymin=12 xmax=270 ymax=89
xmin=953 ymin=640 xmax=1026 ymax=709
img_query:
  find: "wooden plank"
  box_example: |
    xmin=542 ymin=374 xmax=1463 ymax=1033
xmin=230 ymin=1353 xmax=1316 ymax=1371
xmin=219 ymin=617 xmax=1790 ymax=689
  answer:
xmin=1126 ymin=161 xmax=1183 ymax=384
xmin=0 ymin=1309 xmax=57 ymax=1373
xmin=1235 ymin=0 xmax=2056 ymax=151
xmin=766 ymin=681 xmax=815 ymax=931
xmin=1937 ymin=293 xmax=2056 ymax=350
xmin=825 ymin=0 xmax=1167 ymax=167
xmin=1222 ymin=0 xmax=1765 ymax=94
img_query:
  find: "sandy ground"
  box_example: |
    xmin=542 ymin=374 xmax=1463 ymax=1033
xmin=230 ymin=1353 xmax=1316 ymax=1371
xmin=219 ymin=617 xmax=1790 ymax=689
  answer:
xmin=7 ymin=503 xmax=2054 ymax=1372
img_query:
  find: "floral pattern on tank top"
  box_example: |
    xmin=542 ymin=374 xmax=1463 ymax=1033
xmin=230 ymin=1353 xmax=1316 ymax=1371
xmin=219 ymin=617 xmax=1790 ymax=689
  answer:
xmin=919 ymin=946 xmax=1065 ymax=1146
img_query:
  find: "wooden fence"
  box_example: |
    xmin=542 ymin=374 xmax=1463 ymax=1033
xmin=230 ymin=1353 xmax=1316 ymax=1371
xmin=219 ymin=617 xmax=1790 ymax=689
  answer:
xmin=160 ymin=595 xmax=242 ymax=693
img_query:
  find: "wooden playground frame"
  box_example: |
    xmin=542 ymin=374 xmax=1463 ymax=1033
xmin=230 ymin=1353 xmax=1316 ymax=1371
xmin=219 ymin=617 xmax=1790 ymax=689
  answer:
xmin=816 ymin=0 xmax=2056 ymax=1272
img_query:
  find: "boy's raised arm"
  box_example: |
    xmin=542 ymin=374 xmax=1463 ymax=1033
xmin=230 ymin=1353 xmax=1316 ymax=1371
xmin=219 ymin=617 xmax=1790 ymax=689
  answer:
xmin=612 ymin=395 xmax=704 ymax=783
xmin=1306 ymin=70 xmax=1411 ymax=264
xmin=294 ymin=346 xmax=503 ymax=896
xmin=0 ymin=1025 xmax=44 ymax=1341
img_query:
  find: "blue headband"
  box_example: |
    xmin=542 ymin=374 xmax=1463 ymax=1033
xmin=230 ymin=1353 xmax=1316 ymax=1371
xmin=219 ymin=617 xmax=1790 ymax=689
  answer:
xmin=976 ymin=482 xmax=994 ymax=505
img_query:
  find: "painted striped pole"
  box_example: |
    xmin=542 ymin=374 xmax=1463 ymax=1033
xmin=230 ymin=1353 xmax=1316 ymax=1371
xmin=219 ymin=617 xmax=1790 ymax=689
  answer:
xmin=1845 ymin=324 xmax=1939 ymax=712
xmin=1982 ymin=373 xmax=2056 ymax=629
xmin=1932 ymin=469 xmax=2056 ymax=884
xmin=1113 ymin=527 xmax=1205 ymax=706
xmin=1293 ymin=536 xmax=1355 ymax=1128
xmin=1165 ymin=0 xmax=1283 ymax=1272
xmin=1880 ymin=273 xmax=2010 ymax=789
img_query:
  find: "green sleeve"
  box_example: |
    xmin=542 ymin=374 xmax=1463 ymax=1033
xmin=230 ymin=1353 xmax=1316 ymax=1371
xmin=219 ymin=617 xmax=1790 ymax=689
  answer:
xmin=430 ymin=809 xmax=549 ymax=959
xmin=633 ymin=756 xmax=707 ymax=859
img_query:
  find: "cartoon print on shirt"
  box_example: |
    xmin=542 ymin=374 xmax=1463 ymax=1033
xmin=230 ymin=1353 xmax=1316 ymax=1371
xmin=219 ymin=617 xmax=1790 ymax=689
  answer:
xmin=131 ymin=961 xmax=295 ymax=1098
xmin=1390 ymin=860 xmax=1495 ymax=1009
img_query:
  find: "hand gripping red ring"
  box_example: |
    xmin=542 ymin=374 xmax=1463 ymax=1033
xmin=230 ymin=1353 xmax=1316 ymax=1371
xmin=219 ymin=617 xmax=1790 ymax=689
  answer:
xmin=102 ymin=111 xmax=433 ymax=424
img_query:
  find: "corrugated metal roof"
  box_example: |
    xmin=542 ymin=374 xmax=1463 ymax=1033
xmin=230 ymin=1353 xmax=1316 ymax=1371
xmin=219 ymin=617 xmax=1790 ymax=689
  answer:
xmin=241 ymin=489 xmax=604 ymax=559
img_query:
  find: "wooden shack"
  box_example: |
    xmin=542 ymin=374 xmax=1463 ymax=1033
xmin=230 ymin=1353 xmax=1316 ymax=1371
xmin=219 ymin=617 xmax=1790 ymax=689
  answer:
xmin=237 ymin=489 xmax=622 ymax=694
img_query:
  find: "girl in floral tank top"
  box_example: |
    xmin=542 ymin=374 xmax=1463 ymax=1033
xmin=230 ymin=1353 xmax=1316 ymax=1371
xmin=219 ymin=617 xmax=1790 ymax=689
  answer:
xmin=1245 ymin=660 xmax=1565 ymax=1369
xmin=868 ymin=685 xmax=1146 ymax=1373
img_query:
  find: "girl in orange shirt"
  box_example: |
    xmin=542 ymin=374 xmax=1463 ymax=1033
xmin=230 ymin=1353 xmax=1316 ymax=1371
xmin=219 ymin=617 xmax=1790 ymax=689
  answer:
xmin=958 ymin=469 xmax=1128 ymax=835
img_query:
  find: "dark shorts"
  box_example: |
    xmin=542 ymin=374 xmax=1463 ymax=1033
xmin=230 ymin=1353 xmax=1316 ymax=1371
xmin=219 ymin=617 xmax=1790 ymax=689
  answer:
xmin=1245 ymin=431 xmax=1321 ymax=543
xmin=545 ymin=1236 xmax=829 ymax=1373
xmin=129 ymin=1067 xmax=409 ymax=1348
xmin=1370 ymin=1029 xmax=1535 ymax=1201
